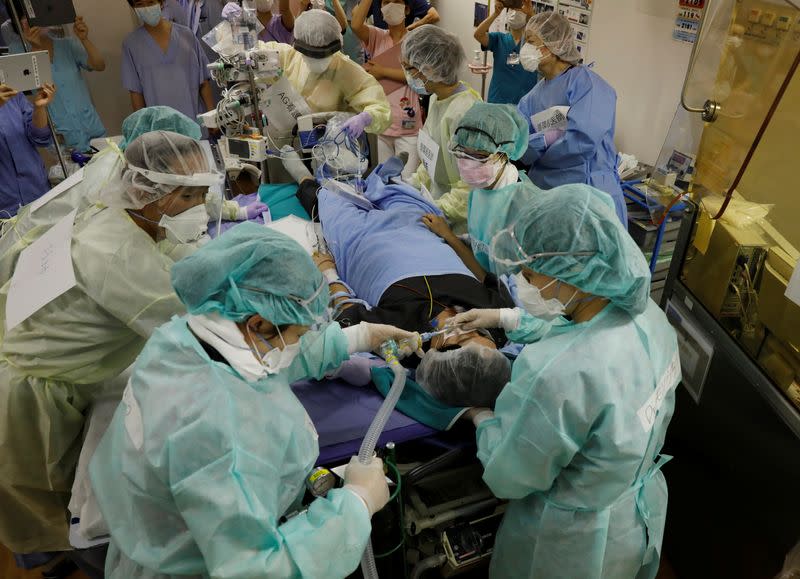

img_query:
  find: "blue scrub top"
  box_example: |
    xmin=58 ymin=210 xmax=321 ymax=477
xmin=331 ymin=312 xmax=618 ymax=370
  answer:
xmin=1 ymin=19 xmax=25 ymax=55
xmin=121 ymin=23 xmax=210 ymax=122
xmin=47 ymin=38 xmax=106 ymax=152
xmin=162 ymin=0 xmax=190 ymax=27
xmin=0 ymin=94 xmax=52 ymax=216
xmin=486 ymin=32 xmax=538 ymax=105
xmin=518 ymin=65 xmax=627 ymax=224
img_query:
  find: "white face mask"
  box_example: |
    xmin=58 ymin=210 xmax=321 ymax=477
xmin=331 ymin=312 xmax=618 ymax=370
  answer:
xmin=381 ymin=3 xmax=406 ymax=26
xmin=404 ymin=69 xmax=429 ymax=95
xmin=135 ymin=4 xmax=163 ymax=27
xmin=158 ymin=204 xmax=209 ymax=244
xmin=261 ymin=340 xmax=301 ymax=374
xmin=514 ymin=272 xmax=577 ymax=321
xmin=303 ymin=54 xmax=333 ymax=74
xmin=507 ymin=10 xmax=528 ymax=30
xmin=256 ymin=0 xmax=274 ymax=11
xmin=456 ymin=156 xmax=506 ymax=189
xmin=519 ymin=43 xmax=544 ymax=72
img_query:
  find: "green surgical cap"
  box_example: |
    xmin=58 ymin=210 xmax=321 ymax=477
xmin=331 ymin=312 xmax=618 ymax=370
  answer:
xmin=454 ymin=103 xmax=530 ymax=161
xmin=120 ymin=106 xmax=202 ymax=151
xmin=495 ymin=185 xmax=651 ymax=313
xmin=171 ymin=222 xmax=329 ymax=325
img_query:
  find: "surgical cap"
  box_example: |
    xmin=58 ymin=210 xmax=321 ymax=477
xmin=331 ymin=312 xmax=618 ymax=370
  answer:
xmin=492 ymin=185 xmax=651 ymax=314
xmin=119 ymin=106 xmax=202 ymax=151
xmin=99 ymin=131 xmax=215 ymax=210
xmin=526 ymin=11 xmax=581 ymax=64
xmin=171 ymin=222 xmax=329 ymax=325
xmin=401 ymin=24 xmax=464 ymax=85
xmin=416 ymin=345 xmax=512 ymax=408
xmin=293 ymin=9 xmax=343 ymax=57
xmin=453 ymin=103 xmax=529 ymax=161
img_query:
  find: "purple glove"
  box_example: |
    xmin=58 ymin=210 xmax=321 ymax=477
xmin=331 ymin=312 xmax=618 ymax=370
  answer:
xmin=543 ymin=128 xmax=565 ymax=147
xmin=237 ymin=202 xmax=269 ymax=221
xmin=340 ymin=112 xmax=372 ymax=139
xmin=221 ymin=2 xmax=242 ymax=20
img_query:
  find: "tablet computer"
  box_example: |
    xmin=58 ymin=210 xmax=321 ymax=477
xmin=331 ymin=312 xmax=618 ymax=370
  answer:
xmin=0 ymin=51 xmax=53 ymax=92
xmin=22 ymin=0 xmax=76 ymax=27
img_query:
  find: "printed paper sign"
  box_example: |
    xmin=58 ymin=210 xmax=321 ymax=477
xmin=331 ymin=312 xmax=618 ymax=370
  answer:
xmin=531 ymin=106 xmax=570 ymax=133
xmin=261 ymin=76 xmax=313 ymax=133
xmin=6 ymin=209 xmax=78 ymax=331
xmin=417 ymin=129 xmax=440 ymax=181
xmin=29 ymin=168 xmax=85 ymax=213
xmin=637 ymin=352 xmax=681 ymax=432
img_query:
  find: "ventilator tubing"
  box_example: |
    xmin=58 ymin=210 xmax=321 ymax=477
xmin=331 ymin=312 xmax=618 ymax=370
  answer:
xmin=358 ymin=340 xmax=407 ymax=579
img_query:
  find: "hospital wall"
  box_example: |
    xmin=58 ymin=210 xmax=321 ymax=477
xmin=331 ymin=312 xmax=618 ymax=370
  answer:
xmin=72 ymin=0 xmax=139 ymax=137
xmin=434 ymin=0 xmax=695 ymax=166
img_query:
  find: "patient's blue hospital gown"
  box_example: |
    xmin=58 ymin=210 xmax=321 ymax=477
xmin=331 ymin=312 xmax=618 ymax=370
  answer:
xmin=318 ymin=166 xmax=474 ymax=307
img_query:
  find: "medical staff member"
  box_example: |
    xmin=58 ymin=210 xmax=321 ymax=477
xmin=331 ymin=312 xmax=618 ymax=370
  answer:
xmin=90 ymin=223 xmax=417 ymax=578
xmin=474 ymin=0 xmax=538 ymax=105
xmin=260 ymin=9 xmax=390 ymax=137
xmin=122 ymin=0 xmax=215 ymax=121
xmin=452 ymin=186 xmax=679 ymax=578
xmin=370 ymin=0 xmax=437 ymax=30
xmin=518 ymin=11 xmax=627 ymax=224
xmin=162 ymin=0 xmax=190 ymax=26
xmin=300 ymin=0 xmax=365 ymax=65
xmin=402 ymin=25 xmax=480 ymax=234
xmin=256 ymin=0 xmax=294 ymax=43
xmin=0 ymin=131 xmax=221 ymax=554
xmin=0 ymin=82 xmax=55 ymax=217
xmin=15 ymin=15 xmax=106 ymax=152
xmin=423 ymin=102 xmax=537 ymax=278
xmin=352 ymin=0 xmax=421 ymax=180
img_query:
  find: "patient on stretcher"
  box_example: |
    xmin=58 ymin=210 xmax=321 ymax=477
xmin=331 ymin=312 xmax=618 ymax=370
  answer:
xmin=281 ymin=126 xmax=513 ymax=408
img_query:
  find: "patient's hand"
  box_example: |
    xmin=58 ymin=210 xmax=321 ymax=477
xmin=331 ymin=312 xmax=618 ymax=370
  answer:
xmin=313 ymin=252 xmax=336 ymax=273
xmin=422 ymin=213 xmax=454 ymax=241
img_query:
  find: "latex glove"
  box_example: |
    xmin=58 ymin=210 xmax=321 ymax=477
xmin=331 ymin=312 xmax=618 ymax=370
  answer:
xmin=343 ymin=323 xmax=420 ymax=356
xmin=280 ymin=145 xmax=314 ymax=184
xmin=236 ymin=201 xmax=268 ymax=221
xmin=543 ymin=128 xmax=565 ymax=146
xmin=222 ymin=2 xmax=242 ymax=20
xmin=448 ymin=308 xmax=520 ymax=332
xmin=464 ymin=407 xmax=494 ymax=427
xmin=344 ymin=456 xmax=390 ymax=517
xmin=339 ymin=112 xmax=372 ymax=139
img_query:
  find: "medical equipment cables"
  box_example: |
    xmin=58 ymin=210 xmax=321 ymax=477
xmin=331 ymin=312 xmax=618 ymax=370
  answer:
xmin=357 ymin=336 xmax=419 ymax=579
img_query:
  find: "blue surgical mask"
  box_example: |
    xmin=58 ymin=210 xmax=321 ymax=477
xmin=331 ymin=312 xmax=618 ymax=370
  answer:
xmin=136 ymin=4 xmax=163 ymax=27
xmin=404 ymin=70 xmax=430 ymax=96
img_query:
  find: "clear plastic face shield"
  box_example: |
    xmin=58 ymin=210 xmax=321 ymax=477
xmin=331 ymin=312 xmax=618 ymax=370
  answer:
xmin=128 ymin=167 xmax=225 ymax=244
xmin=488 ymin=225 xmax=597 ymax=274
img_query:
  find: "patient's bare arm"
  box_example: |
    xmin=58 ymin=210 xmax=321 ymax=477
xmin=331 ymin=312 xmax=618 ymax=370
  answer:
xmin=421 ymin=214 xmax=487 ymax=282
xmin=313 ymin=252 xmax=351 ymax=309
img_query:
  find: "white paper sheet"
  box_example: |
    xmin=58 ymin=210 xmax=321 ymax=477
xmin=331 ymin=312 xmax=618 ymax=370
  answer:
xmin=29 ymin=168 xmax=85 ymax=213
xmin=785 ymin=259 xmax=800 ymax=307
xmin=417 ymin=129 xmax=440 ymax=180
xmin=265 ymin=215 xmax=325 ymax=255
xmin=5 ymin=209 xmax=78 ymax=331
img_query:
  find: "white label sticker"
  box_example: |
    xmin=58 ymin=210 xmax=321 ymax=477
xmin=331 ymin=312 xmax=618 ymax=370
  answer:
xmin=785 ymin=259 xmax=800 ymax=307
xmin=637 ymin=351 xmax=681 ymax=432
xmin=531 ymin=105 xmax=570 ymax=133
xmin=5 ymin=209 xmax=78 ymax=331
xmin=417 ymin=129 xmax=440 ymax=181
xmin=29 ymin=168 xmax=85 ymax=213
xmin=261 ymin=76 xmax=312 ymax=133
xmin=122 ymin=382 xmax=144 ymax=450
